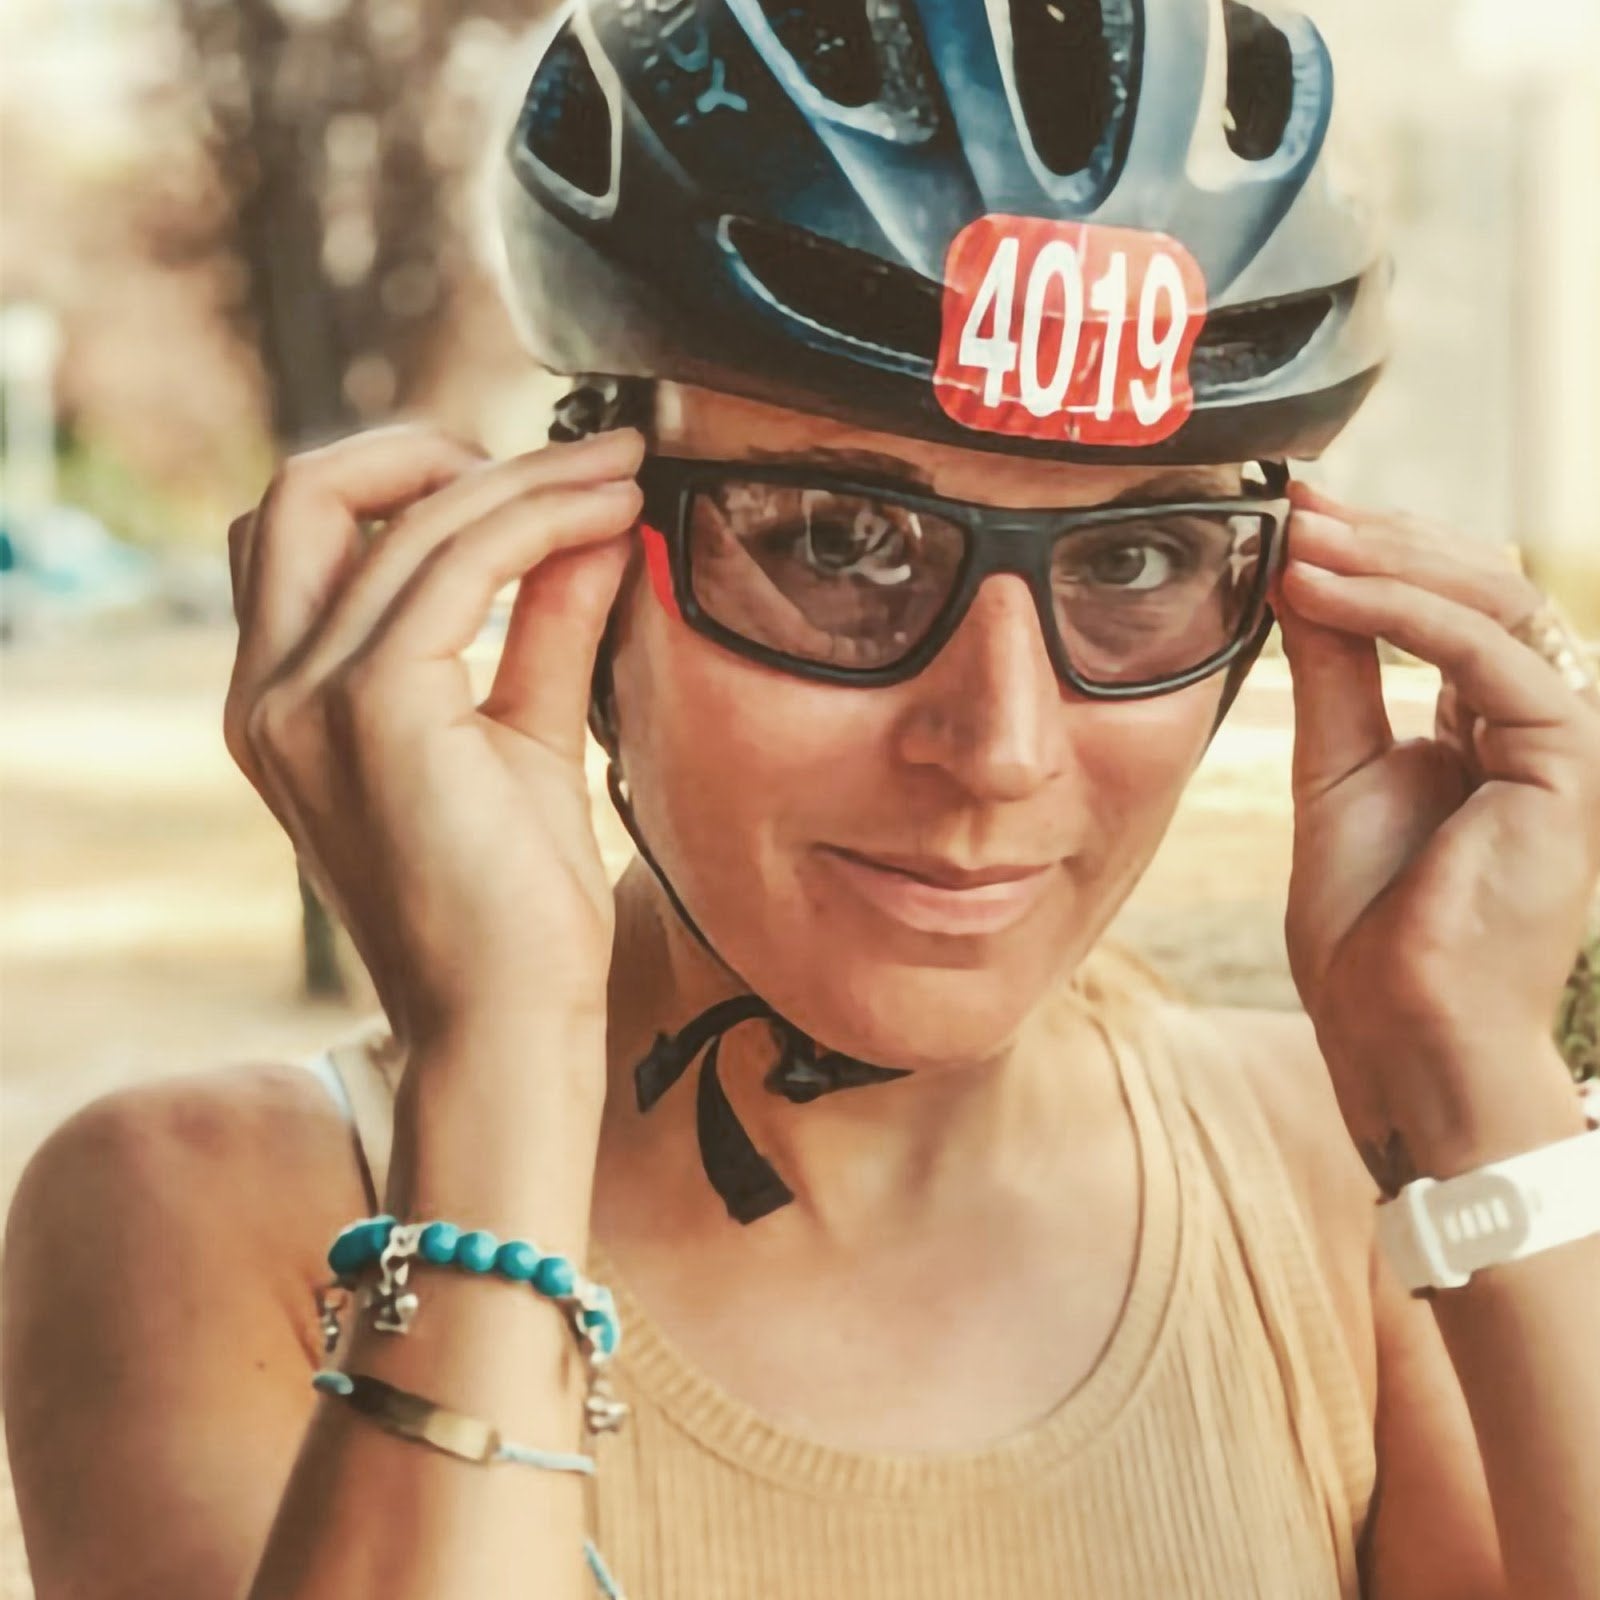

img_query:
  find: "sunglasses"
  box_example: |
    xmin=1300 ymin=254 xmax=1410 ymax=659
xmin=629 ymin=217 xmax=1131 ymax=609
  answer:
xmin=635 ymin=456 xmax=1290 ymax=700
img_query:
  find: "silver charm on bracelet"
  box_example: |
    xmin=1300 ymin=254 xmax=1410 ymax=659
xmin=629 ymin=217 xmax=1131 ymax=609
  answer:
xmin=315 ymin=1282 xmax=351 ymax=1356
xmin=312 ymin=1236 xmax=631 ymax=1436
xmin=554 ymin=1280 xmax=631 ymax=1434
xmin=367 ymin=1222 xmax=424 ymax=1335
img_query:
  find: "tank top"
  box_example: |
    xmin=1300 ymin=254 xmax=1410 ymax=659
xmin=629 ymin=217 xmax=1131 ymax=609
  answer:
xmin=302 ymin=1000 xmax=1375 ymax=1599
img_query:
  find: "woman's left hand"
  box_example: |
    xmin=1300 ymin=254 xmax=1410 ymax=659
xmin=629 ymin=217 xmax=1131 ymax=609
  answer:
xmin=1272 ymin=482 xmax=1600 ymax=1190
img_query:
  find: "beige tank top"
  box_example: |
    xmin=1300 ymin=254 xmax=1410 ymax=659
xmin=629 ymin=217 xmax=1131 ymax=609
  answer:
xmin=305 ymin=1001 xmax=1374 ymax=1598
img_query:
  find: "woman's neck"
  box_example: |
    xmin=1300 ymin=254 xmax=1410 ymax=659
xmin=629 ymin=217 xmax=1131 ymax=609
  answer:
xmin=592 ymin=861 xmax=1130 ymax=1258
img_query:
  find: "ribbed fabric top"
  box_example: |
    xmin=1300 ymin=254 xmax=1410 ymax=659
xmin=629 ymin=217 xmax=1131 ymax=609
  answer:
xmin=307 ymin=1001 xmax=1374 ymax=1598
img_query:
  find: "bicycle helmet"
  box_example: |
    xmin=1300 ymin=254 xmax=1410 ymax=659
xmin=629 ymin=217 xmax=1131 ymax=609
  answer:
xmin=495 ymin=0 xmax=1385 ymax=465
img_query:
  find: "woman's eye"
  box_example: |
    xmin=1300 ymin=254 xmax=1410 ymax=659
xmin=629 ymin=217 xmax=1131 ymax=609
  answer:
xmin=1082 ymin=542 xmax=1176 ymax=592
xmin=791 ymin=499 xmax=911 ymax=584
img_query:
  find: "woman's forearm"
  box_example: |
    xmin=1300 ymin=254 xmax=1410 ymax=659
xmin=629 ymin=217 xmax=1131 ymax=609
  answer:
xmin=247 ymin=1013 xmax=610 ymax=1600
xmin=1413 ymin=1056 xmax=1600 ymax=1600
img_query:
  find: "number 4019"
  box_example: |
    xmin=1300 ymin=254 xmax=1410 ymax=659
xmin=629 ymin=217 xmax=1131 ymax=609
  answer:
xmin=956 ymin=236 xmax=1193 ymax=427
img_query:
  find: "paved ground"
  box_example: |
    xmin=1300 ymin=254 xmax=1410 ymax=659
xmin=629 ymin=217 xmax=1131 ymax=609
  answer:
xmin=0 ymin=622 xmax=1440 ymax=1596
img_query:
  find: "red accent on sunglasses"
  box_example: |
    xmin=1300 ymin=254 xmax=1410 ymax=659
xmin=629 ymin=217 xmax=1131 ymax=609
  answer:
xmin=640 ymin=519 xmax=681 ymax=621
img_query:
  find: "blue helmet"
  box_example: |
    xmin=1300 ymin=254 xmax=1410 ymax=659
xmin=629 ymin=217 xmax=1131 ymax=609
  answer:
xmin=494 ymin=0 xmax=1386 ymax=464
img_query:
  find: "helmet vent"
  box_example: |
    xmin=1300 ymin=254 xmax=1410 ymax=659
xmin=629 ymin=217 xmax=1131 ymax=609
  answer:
xmin=1191 ymin=290 xmax=1332 ymax=388
xmin=521 ymin=22 xmax=612 ymax=200
xmin=1008 ymin=0 xmax=1112 ymax=176
xmin=722 ymin=217 xmax=941 ymax=364
xmin=1222 ymin=0 xmax=1293 ymax=161
xmin=754 ymin=0 xmax=937 ymax=123
xmin=754 ymin=0 xmax=882 ymax=108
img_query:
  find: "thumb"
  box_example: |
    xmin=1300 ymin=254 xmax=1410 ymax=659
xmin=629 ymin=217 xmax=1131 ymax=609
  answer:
xmin=479 ymin=529 xmax=636 ymax=764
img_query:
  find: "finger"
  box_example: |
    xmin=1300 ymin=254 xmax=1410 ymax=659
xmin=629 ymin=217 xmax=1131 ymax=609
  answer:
xmin=1287 ymin=509 xmax=1543 ymax=628
xmin=227 ymin=509 xmax=257 ymax=626
xmin=1276 ymin=568 xmax=1392 ymax=800
xmin=1281 ymin=562 xmax=1586 ymax=740
xmin=480 ymin=532 xmax=636 ymax=764
xmin=1434 ymin=679 xmax=1472 ymax=755
xmin=303 ymin=428 xmax=645 ymax=678
xmin=330 ymin=480 xmax=644 ymax=739
xmin=1287 ymin=481 xmax=1465 ymax=548
xmin=238 ymin=426 xmax=489 ymax=678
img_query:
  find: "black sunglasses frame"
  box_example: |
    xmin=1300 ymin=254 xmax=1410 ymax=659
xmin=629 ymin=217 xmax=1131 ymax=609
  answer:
xmin=637 ymin=456 xmax=1292 ymax=701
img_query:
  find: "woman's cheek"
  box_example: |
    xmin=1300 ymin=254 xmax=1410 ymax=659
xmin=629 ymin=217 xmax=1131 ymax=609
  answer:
xmin=1069 ymin=687 xmax=1221 ymax=861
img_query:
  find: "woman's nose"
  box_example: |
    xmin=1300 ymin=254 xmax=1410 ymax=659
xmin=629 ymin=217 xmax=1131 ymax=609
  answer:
xmin=892 ymin=574 xmax=1069 ymax=802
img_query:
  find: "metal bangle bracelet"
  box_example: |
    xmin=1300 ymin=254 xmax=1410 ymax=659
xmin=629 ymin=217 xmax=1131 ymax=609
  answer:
xmin=312 ymin=1369 xmax=597 ymax=1473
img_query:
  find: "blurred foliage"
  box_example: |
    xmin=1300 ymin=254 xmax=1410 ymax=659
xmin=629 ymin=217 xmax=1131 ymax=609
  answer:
xmin=50 ymin=426 xmax=273 ymax=553
xmin=169 ymin=0 xmax=545 ymax=448
xmin=1557 ymin=906 xmax=1600 ymax=1084
xmin=162 ymin=0 xmax=555 ymax=996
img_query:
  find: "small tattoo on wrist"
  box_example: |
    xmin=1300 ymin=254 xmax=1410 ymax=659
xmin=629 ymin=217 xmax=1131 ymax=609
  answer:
xmin=1359 ymin=1128 xmax=1421 ymax=1200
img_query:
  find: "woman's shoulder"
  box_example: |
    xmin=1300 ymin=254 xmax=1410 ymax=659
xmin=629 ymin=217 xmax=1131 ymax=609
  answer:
xmin=5 ymin=1054 xmax=369 ymax=1354
xmin=1 ymin=1058 xmax=377 ymax=1595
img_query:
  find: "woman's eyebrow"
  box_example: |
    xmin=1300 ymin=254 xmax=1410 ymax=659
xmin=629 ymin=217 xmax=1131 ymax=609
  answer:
xmin=741 ymin=448 xmax=1240 ymax=502
xmin=1106 ymin=468 xmax=1241 ymax=504
xmin=744 ymin=446 xmax=935 ymax=486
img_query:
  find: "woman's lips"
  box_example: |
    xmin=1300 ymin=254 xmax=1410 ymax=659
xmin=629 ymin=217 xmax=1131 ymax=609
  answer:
xmin=819 ymin=848 xmax=1056 ymax=936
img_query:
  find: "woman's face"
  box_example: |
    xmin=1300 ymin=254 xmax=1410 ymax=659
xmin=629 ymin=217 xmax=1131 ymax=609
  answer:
xmin=608 ymin=383 xmax=1244 ymax=1070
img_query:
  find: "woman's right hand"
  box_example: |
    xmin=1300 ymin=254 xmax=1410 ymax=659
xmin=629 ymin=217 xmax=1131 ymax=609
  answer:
xmin=223 ymin=422 xmax=645 ymax=1065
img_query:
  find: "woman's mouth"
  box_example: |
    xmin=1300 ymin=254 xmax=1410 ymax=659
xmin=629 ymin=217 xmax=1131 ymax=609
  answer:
xmin=818 ymin=847 xmax=1057 ymax=936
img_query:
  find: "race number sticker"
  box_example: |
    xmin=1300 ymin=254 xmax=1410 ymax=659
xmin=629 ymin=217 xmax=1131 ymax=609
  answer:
xmin=934 ymin=216 xmax=1208 ymax=447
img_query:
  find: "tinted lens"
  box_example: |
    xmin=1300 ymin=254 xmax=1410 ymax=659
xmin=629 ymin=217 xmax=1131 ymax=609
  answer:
xmin=1051 ymin=511 xmax=1270 ymax=685
xmin=686 ymin=481 xmax=966 ymax=669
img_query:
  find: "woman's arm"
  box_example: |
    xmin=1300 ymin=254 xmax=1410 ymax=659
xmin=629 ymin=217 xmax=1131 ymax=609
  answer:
xmin=2 ymin=1016 xmax=611 ymax=1600
xmin=1270 ymin=483 xmax=1600 ymax=1599
xmin=1393 ymin=1055 xmax=1598 ymax=1600
xmin=3 ymin=1063 xmax=366 ymax=1600
xmin=1360 ymin=1057 xmax=1597 ymax=1600
xmin=249 ymin=1011 xmax=610 ymax=1600
xmin=5 ymin=419 xmax=645 ymax=1598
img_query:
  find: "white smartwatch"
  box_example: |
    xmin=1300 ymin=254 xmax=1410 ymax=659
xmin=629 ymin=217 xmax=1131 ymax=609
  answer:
xmin=1375 ymin=1079 xmax=1600 ymax=1296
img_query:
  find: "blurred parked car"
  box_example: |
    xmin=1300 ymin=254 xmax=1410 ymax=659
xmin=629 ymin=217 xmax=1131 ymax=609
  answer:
xmin=0 ymin=503 xmax=231 ymax=643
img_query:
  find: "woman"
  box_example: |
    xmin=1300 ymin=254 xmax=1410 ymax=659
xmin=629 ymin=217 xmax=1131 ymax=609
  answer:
xmin=5 ymin=1 xmax=1599 ymax=1596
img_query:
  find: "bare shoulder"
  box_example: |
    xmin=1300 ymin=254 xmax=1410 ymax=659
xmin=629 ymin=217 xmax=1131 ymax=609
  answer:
xmin=6 ymin=1058 xmax=367 ymax=1324
xmin=1 ymin=1058 xmax=368 ymax=1599
xmin=1200 ymin=1005 xmax=1380 ymax=1407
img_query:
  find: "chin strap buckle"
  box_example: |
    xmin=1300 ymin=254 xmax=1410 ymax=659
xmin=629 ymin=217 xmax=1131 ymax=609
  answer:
xmin=763 ymin=1024 xmax=912 ymax=1104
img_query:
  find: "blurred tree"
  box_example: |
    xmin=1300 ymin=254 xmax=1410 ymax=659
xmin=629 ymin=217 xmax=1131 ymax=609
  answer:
xmin=170 ymin=0 xmax=550 ymax=996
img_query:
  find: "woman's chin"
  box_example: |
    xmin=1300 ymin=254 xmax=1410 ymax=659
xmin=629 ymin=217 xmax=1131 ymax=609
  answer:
xmin=768 ymin=957 xmax=1061 ymax=1074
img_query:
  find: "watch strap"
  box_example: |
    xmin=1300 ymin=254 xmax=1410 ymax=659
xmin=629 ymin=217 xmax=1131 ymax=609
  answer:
xmin=1377 ymin=1085 xmax=1600 ymax=1293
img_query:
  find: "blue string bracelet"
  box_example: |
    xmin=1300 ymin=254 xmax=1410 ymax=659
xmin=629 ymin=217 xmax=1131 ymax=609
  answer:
xmin=312 ymin=1371 xmax=628 ymax=1598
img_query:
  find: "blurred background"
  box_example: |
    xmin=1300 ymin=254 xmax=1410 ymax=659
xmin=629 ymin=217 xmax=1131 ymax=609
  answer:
xmin=1 ymin=0 xmax=1598 ymax=1591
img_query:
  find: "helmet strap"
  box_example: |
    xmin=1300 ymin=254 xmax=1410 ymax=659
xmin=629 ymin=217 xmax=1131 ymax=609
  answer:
xmin=552 ymin=378 xmax=909 ymax=1227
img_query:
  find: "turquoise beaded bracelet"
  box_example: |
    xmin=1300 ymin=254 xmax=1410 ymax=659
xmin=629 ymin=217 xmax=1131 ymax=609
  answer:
xmin=325 ymin=1215 xmax=621 ymax=1360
